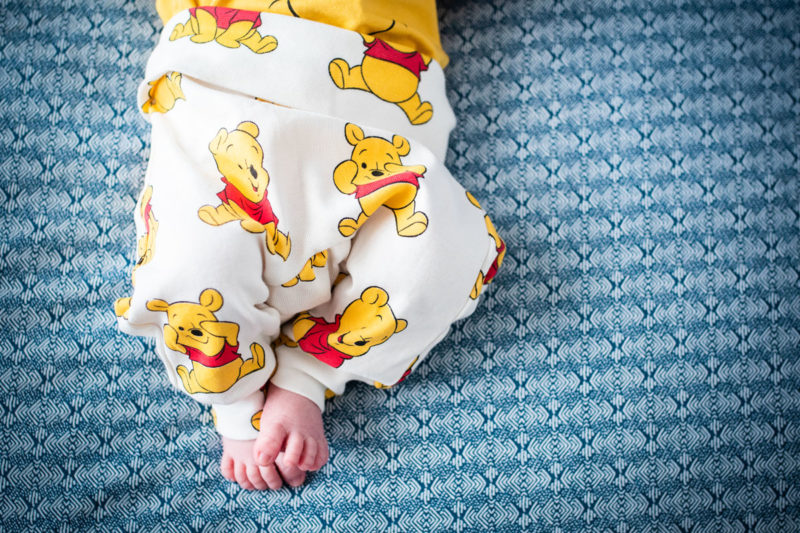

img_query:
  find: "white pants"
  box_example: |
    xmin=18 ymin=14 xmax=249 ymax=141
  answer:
xmin=114 ymin=9 xmax=504 ymax=440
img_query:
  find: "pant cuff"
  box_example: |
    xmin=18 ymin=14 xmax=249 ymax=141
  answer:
xmin=270 ymin=364 xmax=328 ymax=412
xmin=211 ymin=388 xmax=266 ymax=440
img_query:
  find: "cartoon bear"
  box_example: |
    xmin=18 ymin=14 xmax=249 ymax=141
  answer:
xmin=247 ymin=384 xmax=268 ymax=431
xmin=334 ymin=123 xmax=428 ymax=237
xmin=198 ymin=121 xmax=291 ymax=260
xmin=169 ymin=7 xmax=278 ymax=54
xmin=146 ymin=288 xmax=266 ymax=395
xmin=114 ymin=186 xmax=160 ymax=321
xmin=142 ymin=72 xmax=185 ymax=114
xmin=329 ymin=35 xmax=433 ymax=125
xmin=251 ymin=409 xmax=261 ymax=430
xmin=373 ymin=356 xmax=418 ymax=389
xmin=131 ymin=185 xmax=158 ymax=285
xmin=289 ymin=286 xmax=407 ymax=368
xmin=209 ymin=405 xmax=263 ymax=432
xmin=114 ymin=297 xmax=132 ymax=320
xmin=281 ymin=250 xmax=328 ymax=287
xmin=466 ymin=191 xmax=506 ymax=299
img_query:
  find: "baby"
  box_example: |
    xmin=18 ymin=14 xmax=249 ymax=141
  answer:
xmin=114 ymin=0 xmax=506 ymax=490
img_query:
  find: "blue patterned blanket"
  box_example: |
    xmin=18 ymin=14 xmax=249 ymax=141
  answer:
xmin=1 ymin=0 xmax=799 ymax=530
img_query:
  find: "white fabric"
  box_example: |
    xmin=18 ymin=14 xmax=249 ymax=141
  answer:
xmin=116 ymin=9 xmax=498 ymax=441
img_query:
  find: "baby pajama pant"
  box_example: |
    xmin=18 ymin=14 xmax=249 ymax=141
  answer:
xmin=114 ymin=8 xmax=505 ymax=440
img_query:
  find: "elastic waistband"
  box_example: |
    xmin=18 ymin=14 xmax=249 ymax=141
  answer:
xmin=141 ymin=8 xmax=456 ymax=160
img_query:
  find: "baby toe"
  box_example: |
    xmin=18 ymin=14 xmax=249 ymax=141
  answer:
xmin=254 ymin=422 xmax=288 ymax=465
xmin=276 ymin=453 xmax=306 ymax=488
xmin=283 ymin=432 xmax=304 ymax=467
xmin=246 ymin=463 xmax=268 ymax=491
xmin=234 ymin=461 xmax=255 ymax=490
xmin=313 ymin=439 xmax=330 ymax=471
xmin=220 ymin=455 xmax=235 ymax=482
xmin=259 ymin=464 xmax=283 ymax=490
xmin=299 ymin=438 xmax=318 ymax=471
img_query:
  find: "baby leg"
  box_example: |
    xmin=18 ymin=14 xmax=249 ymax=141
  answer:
xmin=115 ymin=168 xmax=288 ymax=489
xmin=250 ymin=243 xmax=352 ymax=472
xmin=263 ymin=162 xmax=501 ymax=465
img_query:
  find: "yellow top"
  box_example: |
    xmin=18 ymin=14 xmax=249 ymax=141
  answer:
xmin=155 ymin=0 xmax=449 ymax=67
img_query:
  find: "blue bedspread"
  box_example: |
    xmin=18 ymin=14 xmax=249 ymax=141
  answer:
xmin=1 ymin=0 xmax=799 ymax=530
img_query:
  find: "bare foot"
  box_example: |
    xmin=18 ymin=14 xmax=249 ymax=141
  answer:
xmin=220 ymin=437 xmax=307 ymax=490
xmin=252 ymin=382 xmax=329 ymax=471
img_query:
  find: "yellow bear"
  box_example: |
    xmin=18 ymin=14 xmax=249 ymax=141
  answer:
xmin=248 ymin=383 xmax=268 ymax=431
xmin=334 ymin=123 xmax=428 ymax=237
xmin=146 ymin=288 xmax=266 ymax=395
xmin=281 ymin=250 xmax=328 ymax=287
xmin=132 ymin=185 xmax=158 ymax=284
xmin=373 ymin=356 xmax=418 ymax=389
xmin=211 ymin=402 xmax=263 ymax=431
xmin=169 ymin=7 xmax=277 ymax=54
xmin=142 ymin=72 xmax=185 ymax=114
xmin=114 ymin=186 xmax=160 ymax=320
xmin=466 ymin=191 xmax=506 ymax=299
xmin=329 ymin=35 xmax=433 ymax=125
xmin=114 ymin=297 xmax=132 ymax=320
xmin=289 ymin=286 xmax=407 ymax=368
xmin=198 ymin=121 xmax=291 ymax=260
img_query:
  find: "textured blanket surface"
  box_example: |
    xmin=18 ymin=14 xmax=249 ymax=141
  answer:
xmin=1 ymin=0 xmax=799 ymax=531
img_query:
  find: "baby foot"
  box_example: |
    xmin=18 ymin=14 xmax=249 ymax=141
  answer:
xmin=220 ymin=437 xmax=306 ymax=490
xmin=253 ymin=382 xmax=329 ymax=471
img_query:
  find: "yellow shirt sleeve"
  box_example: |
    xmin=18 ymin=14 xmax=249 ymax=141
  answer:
xmin=155 ymin=0 xmax=449 ymax=67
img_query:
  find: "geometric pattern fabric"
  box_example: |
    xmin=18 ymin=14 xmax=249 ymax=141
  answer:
xmin=1 ymin=0 xmax=799 ymax=530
